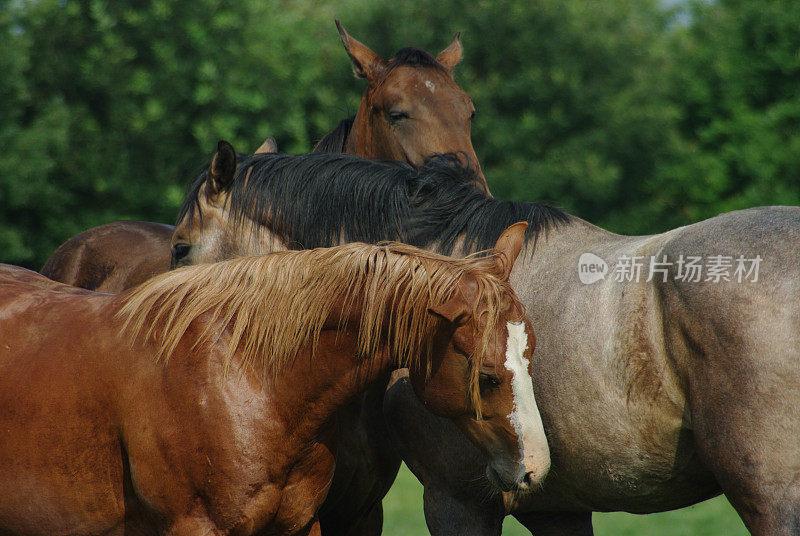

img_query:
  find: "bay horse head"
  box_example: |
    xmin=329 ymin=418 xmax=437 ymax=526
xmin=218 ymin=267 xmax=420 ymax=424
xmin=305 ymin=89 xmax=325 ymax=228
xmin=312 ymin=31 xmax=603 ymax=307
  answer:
xmin=336 ymin=20 xmax=487 ymax=193
xmin=415 ymin=223 xmax=550 ymax=491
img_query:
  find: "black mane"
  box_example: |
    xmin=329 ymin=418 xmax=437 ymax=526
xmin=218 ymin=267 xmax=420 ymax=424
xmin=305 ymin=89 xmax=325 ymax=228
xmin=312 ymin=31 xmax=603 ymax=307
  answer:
xmin=228 ymin=152 xmax=414 ymax=248
xmin=406 ymin=156 xmax=571 ymax=253
xmin=312 ymin=116 xmax=354 ymax=153
xmin=185 ymin=151 xmax=570 ymax=255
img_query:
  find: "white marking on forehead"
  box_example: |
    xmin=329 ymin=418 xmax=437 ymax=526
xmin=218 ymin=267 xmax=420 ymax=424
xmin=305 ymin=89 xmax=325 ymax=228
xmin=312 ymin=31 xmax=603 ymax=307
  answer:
xmin=425 ymin=80 xmax=436 ymax=93
xmin=504 ymin=321 xmax=550 ymax=469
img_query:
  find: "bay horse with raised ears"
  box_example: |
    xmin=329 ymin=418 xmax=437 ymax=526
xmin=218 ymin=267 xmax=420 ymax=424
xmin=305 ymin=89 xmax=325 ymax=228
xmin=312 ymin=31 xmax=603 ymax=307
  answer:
xmin=40 ymin=19 xmax=486 ymax=294
xmin=0 ymin=231 xmax=549 ymax=536
xmin=332 ymin=20 xmax=484 ymax=188
xmin=173 ymin=142 xmax=800 ymax=535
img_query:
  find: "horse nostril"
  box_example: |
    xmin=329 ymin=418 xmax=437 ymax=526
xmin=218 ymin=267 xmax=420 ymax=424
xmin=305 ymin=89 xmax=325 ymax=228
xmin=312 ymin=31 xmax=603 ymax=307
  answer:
xmin=521 ymin=471 xmax=535 ymax=489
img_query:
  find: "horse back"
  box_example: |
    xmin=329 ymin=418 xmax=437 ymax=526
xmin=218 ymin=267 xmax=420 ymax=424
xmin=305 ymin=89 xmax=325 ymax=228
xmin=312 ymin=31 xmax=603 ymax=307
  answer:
xmin=658 ymin=206 xmax=800 ymax=375
xmin=40 ymin=220 xmax=173 ymax=293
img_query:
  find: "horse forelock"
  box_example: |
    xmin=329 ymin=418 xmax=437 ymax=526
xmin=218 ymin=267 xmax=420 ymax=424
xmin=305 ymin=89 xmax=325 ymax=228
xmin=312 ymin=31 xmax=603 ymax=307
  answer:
xmin=386 ymin=47 xmax=448 ymax=74
xmin=116 ymin=243 xmax=513 ymax=405
xmin=365 ymin=47 xmax=451 ymax=96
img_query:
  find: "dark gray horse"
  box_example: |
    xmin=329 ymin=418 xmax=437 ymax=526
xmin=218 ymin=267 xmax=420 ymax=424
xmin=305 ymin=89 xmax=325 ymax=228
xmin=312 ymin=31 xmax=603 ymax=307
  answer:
xmin=171 ymin=144 xmax=800 ymax=535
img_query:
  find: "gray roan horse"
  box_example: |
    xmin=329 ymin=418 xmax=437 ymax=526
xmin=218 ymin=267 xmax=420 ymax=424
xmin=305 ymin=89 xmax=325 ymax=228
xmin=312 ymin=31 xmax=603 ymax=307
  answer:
xmin=176 ymin=142 xmax=800 ymax=536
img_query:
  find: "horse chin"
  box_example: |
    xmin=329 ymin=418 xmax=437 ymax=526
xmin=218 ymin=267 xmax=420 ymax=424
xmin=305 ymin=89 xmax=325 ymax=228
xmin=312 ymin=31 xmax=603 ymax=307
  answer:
xmin=485 ymin=464 xmax=516 ymax=493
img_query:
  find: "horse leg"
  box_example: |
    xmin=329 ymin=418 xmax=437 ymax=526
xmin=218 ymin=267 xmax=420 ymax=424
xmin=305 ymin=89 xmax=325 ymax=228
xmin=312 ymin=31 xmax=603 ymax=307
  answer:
xmin=689 ymin=372 xmax=800 ymax=534
xmin=300 ymin=517 xmax=322 ymax=536
xmin=164 ymin=516 xmax=222 ymax=536
xmin=680 ymin=330 xmax=800 ymax=534
xmin=321 ymin=502 xmax=382 ymax=536
xmin=384 ymin=370 xmax=505 ymax=536
xmin=343 ymin=503 xmax=383 ymax=536
xmin=512 ymin=511 xmax=594 ymax=536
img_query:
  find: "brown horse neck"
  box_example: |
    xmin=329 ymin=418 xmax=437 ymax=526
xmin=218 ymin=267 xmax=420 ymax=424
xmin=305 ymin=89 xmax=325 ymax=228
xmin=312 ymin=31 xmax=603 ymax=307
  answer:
xmin=344 ymin=97 xmax=374 ymax=159
xmin=263 ymin=334 xmax=393 ymax=446
xmin=261 ymin=293 xmax=446 ymax=441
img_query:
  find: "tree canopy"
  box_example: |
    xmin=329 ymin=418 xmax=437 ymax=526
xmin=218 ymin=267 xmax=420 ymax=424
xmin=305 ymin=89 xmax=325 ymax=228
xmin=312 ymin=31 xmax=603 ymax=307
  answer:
xmin=1 ymin=0 xmax=798 ymax=268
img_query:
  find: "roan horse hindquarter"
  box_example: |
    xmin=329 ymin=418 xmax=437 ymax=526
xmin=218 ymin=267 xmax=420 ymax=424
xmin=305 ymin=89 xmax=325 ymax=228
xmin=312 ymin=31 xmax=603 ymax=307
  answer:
xmin=0 ymin=235 xmax=549 ymax=536
xmin=166 ymin=144 xmax=800 ymax=535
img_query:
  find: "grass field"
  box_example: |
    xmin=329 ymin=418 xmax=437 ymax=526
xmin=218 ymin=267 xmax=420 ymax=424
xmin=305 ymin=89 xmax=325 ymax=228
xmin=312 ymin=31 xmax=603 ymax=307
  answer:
xmin=382 ymin=464 xmax=749 ymax=535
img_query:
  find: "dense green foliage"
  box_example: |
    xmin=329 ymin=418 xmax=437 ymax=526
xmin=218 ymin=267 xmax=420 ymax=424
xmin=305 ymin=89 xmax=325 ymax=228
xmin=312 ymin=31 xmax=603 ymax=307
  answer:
xmin=1 ymin=0 xmax=799 ymax=269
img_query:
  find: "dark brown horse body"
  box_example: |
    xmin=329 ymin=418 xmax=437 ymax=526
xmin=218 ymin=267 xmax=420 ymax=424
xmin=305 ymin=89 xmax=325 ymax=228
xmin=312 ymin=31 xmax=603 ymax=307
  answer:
xmin=39 ymin=220 xmax=173 ymax=291
xmin=0 ymin=237 xmax=548 ymax=536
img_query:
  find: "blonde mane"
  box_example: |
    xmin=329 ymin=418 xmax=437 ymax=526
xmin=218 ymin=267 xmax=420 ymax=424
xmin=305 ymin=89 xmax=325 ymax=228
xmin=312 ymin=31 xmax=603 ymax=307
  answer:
xmin=117 ymin=242 xmax=517 ymax=411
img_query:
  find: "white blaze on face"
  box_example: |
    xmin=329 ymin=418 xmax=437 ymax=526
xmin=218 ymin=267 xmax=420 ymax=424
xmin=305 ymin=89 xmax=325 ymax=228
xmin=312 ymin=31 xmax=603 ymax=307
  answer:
xmin=425 ymin=80 xmax=436 ymax=93
xmin=504 ymin=321 xmax=550 ymax=473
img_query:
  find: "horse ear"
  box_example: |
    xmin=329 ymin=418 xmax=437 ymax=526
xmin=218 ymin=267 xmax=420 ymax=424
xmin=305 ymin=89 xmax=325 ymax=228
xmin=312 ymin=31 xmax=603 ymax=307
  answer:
xmin=492 ymin=222 xmax=528 ymax=280
xmin=254 ymin=136 xmax=278 ymax=155
xmin=436 ymin=32 xmax=463 ymax=72
xmin=428 ymin=294 xmax=468 ymax=325
xmin=206 ymin=140 xmax=237 ymax=195
xmin=335 ymin=19 xmax=387 ymax=81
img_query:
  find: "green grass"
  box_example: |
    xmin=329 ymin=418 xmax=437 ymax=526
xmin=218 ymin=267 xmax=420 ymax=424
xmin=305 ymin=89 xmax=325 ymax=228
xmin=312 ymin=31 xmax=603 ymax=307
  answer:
xmin=382 ymin=464 xmax=749 ymax=535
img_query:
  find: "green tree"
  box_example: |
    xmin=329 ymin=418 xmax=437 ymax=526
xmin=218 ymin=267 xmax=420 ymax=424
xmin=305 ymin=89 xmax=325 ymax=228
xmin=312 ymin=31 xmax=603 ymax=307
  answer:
xmin=3 ymin=0 xmax=800 ymax=269
xmin=651 ymin=0 xmax=800 ymax=228
xmin=0 ymin=0 xmax=360 ymax=268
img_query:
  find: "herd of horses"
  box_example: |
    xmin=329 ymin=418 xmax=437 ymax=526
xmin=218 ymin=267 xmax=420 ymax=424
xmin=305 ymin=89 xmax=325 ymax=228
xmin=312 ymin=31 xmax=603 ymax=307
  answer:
xmin=1 ymin=20 xmax=799 ymax=536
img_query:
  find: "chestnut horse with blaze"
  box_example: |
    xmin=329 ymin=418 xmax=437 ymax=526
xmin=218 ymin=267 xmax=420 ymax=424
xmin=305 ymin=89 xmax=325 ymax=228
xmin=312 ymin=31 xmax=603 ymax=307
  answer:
xmin=39 ymin=28 xmax=483 ymax=533
xmin=40 ymin=20 xmax=484 ymax=293
xmin=0 ymin=233 xmax=548 ymax=536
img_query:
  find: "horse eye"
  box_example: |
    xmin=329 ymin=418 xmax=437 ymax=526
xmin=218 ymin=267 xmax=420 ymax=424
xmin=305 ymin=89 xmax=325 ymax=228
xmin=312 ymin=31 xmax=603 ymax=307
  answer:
xmin=470 ymin=110 xmax=476 ymax=121
xmin=387 ymin=110 xmax=410 ymax=123
xmin=479 ymin=372 xmax=500 ymax=391
xmin=171 ymin=243 xmax=191 ymax=267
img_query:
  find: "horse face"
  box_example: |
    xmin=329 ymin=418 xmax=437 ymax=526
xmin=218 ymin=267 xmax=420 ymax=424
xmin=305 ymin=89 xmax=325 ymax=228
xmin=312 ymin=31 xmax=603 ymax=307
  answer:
xmin=170 ymin=139 xmax=281 ymax=269
xmin=170 ymin=195 xmax=286 ymax=269
xmin=337 ymin=22 xmax=487 ymax=192
xmin=170 ymin=194 xmax=230 ymax=269
xmin=416 ymin=289 xmax=550 ymax=494
xmin=362 ymin=65 xmax=482 ymax=182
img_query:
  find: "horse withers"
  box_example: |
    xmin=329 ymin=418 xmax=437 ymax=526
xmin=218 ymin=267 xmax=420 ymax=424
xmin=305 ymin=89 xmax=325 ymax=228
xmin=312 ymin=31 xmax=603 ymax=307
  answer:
xmin=0 ymin=226 xmax=547 ymax=536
